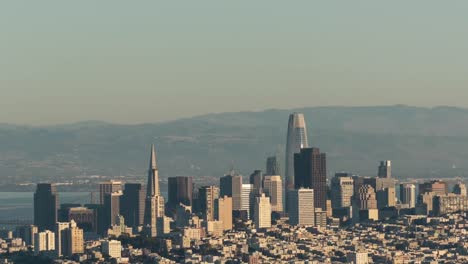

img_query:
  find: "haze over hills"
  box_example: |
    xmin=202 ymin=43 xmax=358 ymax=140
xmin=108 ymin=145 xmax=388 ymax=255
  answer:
xmin=1 ymin=105 xmax=468 ymax=183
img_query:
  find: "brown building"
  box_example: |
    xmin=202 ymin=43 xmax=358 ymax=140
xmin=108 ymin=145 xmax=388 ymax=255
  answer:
xmin=294 ymin=148 xmax=327 ymax=210
xmin=99 ymin=181 xmax=122 ymax=205
xmin=168 ymin=176 xmax=193 ymax=208
xmin=215 ymin=196 xmax=233 ymax=230
xmin=419 ymin=180 xmax=448 ymax=196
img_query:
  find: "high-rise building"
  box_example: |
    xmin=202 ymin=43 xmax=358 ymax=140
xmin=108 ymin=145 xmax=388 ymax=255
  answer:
xmin=16 ymin=225 xmax=38 ymax=247
xmin=378 ymin=160 xmax=391 ymax=178
xmin=199 ymin=186 xmax=219 ymax=221
xmin=64 ymin=221 xmax=84 ymax=257
xmin=249 ymin=170 xmax=264 ymax=196
xmin=34 ymin=183 xmax=58 ymax=232
xmin=102 ymin=240 xmax=122 ymax=259
xmin=55 ymin=220 xmax=84 ymax=257
xmin=103 ymin=191 xmax=122 ymax=231
xmin=376 ymin=187 xmax=396 ymax=209
xmin=168 ymin=176 xmax=193 ymax=209
xmin=294 ymin=147 xmax=327 ymax=210
xmin=285 ymin=113 xmax=309 ymax=208
xmin=254 ymin=193 xmax=271 ymax=229
xmin=453 ymin=182 xmax=467 ymax=196
xmin=419 ymin=180 xmax=448 ymax=196
xmin=288 ymin=189 xmax=315 ymax=226
xmin=215 ymin=196 xmax=233 ymax=231
xmin=433 ymin=194 xmax=468 ymax=216
xmin=330 ymin=173 xmax=354 ymax=209
xmin=347 ymin=252 xmax=369 ymax=264
xmin=99 ymin=181 xmax=122 ymax=205
xmin=352 ymin=184 xmax=378 ymax=222
xmin=143 ymin=144 xmax=165 ymax=237
xmin=59 ymin=206 xmax=95 ymax=233
xmin=220 ymin=173 xmax=243 ymax=211
xmin=400 ymin=183 xmax=416 ymax=208
xmin=241 ymin=184 xmax=253 ymax=219
xmin=266 ymin=156 xmax=281 ymax=176
xmin=263 ymin=175 xmax=283 ymax=213
xmin=120 ymin=183 xmax=146 ymax=228
xmin=34 ymin=230 xmax=55 ymax=255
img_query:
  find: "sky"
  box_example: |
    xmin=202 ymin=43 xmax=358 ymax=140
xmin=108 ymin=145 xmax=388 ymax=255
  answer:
xmin=1 ymin=1 xmax=468 ymax=125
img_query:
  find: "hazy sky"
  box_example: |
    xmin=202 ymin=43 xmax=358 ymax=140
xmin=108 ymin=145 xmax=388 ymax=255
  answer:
xmin=2 ymin=1 xmax=468 ymax=125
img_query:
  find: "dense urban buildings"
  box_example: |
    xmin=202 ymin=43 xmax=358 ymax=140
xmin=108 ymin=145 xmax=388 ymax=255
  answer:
xmin=285 ymin=112 xmax=309 ymax=211
xmin=7 ymin=114 xmax=468 ymax=263
xmin=34 ymin=183 xmax=58 ymax=232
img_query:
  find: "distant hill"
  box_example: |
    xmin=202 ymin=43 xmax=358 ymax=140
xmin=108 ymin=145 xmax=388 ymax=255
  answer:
xmin=1 ymin=105 xmax=468 ymax=183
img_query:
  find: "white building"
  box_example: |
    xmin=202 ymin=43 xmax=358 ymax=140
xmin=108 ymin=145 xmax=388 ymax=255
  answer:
xmin=102 ymin=240 xmax=122 ymax=259
xmin=241 ymin=184 xmax=253 ymax=218
xmin=263 ymin=175 xmax=283 ymax=212
xmin=34 ymin=230 xmax=55 ymax=255
xmin=400 ymin=183 xmax=416 ymax=208
xmin=288 ymin=189 xmax=315 ymax=226
xmin=254 ymin=193 xmax=271 ymax=229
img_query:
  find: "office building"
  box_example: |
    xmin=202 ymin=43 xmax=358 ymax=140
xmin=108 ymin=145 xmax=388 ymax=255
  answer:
xmin=400 ymin=183 xmax=416 ymax=208
xmin=376 ymin=187 xmax=396 ymax=209
xmin=102 ymin=240 xmax=122 ymax=259
xmin=241 ymin=184 xmax=253 ymax=219
xmin=199 ymin=186 xmax=219 ymax=221
xmin=34 ymin=230 xmax=55 ymax=255
xmin=249 ymin=170 xmax=264 ymax=196
xmin=215 ymin=196 xmax=233 ymax=231
xmin=263 ymin=175 xmax=283 ymax=212
xmin=64 ymin=221 xmax=84 ymax=257
xmin=353 ymin=185 xmax=378 ymax=222
xmin=453 ymin=182 xmax=467 ymax=196
xmin=266 ymin=156 xmax=280 ymax=176
xmin=62 ymin=206 xmax=95 ymax=232
xmin=104 ymin=191 xmax=122 ymax=230
xmin=314 ymin=208 xmax=327 ymax=228
xmin=254 ymin=193 xmax=271 ymax=229
xmin=220 ymin=173 xmax=243 ymax=211
xmin=294 ymin=147 xmax=327 ymax=210
xmin=99 ymin=181 xmax=122 ymax=205
xmin=168 ymin=176 xmax=193 ymax=208
xmin=419 ymin=180 xmax=448 ymax=196
xmin=120 ymin=183 xmax=146 ymax=228
xmin=433 ymin=194 xmax=468 ymax=216
xmin=288 ymin=189 xmax=315 ymax=226
xmin=285 ymin=113 xmax=309 ymax=211
xmin=143 ymin=144 xmax=165 ymax=237
xmin=16 ymin=225 xmax=38 ymax=247
xmin=378 ymin=160 xmax=391 ymax=178
xmin=34 ymin=183 xmax=58 ymax=232
xmin=330 ymin=173 xmax=354 ymax=209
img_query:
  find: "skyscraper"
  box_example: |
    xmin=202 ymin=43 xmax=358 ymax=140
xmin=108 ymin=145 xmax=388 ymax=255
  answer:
xmin=285 ymin=113 xmax=309 ymax=198
xmin=103 ymin=191 xmax=122 ymax=230
xmin=198 ymin=186 xmax=219 ymax=221
xmin=241 ymin=184 xmax=253 ymax=219
xmin=419 ymin=180 xmax=448 ymax=196
xmin=254 ymin=193 xmax=271 ymax=229
xmin=294 ymin=147 xmax=327 ymax=210
xmin=168 ymin=176 xmax=193 ymax=209
xmin=34 ymin=183 xmax=58 ymax=232
xmin=263 ymin=175 xmax=283 ymax=213
xmin=378 ymin=160 xmax=391 ymax=178
xmin=266 ymin=156 xmax=280 ymax=176
xmin=99 ymin=181 xmax=122 ymax=205
xmin=249 ymin=170 xmax=264 ymax=196
xmin=330 ymin=173 xmax=354 ymax=209
xmin=120 ymin=183 xmax=146 ymax=228
xmin=352 ymin=184 xmax=378 ymax=222
xmin=34 ymin=230 xmax=55 ymax=255
xmin=215 ymin=196 xmax=233 ymax=231
xmin=220 ymin=173 xmax=243 ymax=211
xmin=143 ymin=144 xmax=165 ymax=237
xmin=288 ymin=189 xmax=315 ymax=226
xmin=400 ymin=183 xmax=416 ymax=208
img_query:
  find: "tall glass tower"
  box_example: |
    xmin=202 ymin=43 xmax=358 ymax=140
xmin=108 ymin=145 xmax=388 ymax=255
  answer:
xmin=285 ymin=113 xmax=309 ymax=211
